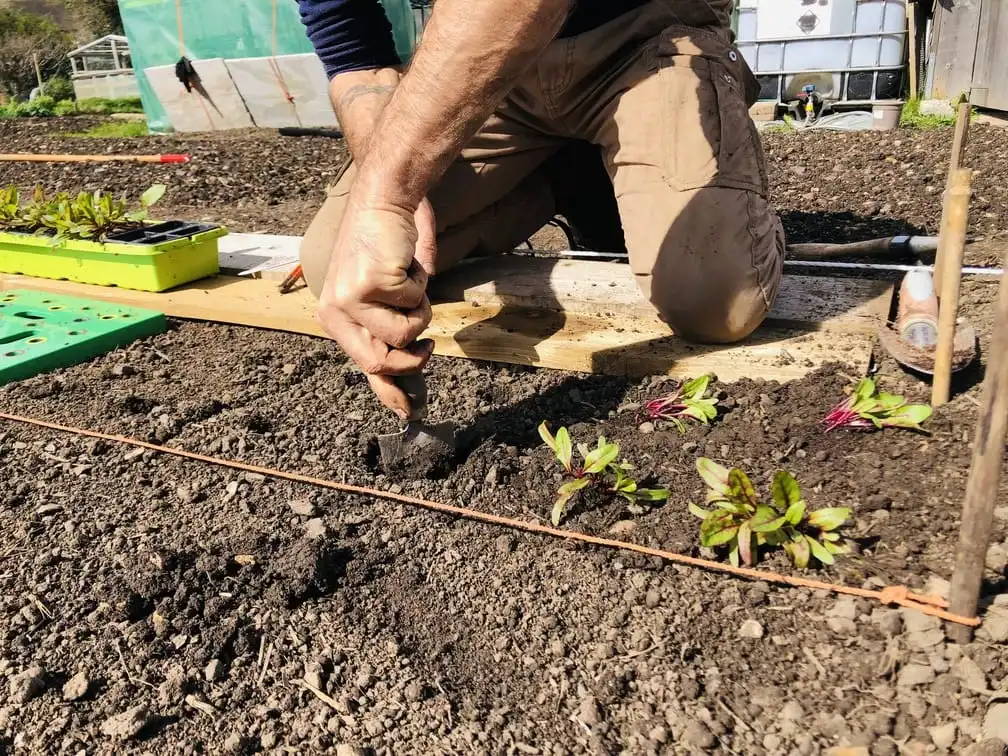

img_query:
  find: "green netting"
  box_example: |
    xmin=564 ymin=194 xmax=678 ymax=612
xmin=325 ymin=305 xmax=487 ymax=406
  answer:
xmin=118 ymin=0 xmax=418 ymax=132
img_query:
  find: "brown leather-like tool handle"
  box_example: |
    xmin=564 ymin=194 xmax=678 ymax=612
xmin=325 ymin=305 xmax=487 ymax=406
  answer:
xmin=394 ymin=372 xmax=428 ymax=422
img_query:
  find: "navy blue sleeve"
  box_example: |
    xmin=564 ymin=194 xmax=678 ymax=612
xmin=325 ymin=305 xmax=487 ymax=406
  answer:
xmin=297 ymin=0 xmax=401 ymax=79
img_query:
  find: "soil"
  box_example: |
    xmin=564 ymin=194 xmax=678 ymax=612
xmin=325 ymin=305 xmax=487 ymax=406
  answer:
xmin=1 ymin=117 xmax=1008 ymax=755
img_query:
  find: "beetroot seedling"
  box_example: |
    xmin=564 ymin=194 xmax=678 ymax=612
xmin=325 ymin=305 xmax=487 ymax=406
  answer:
xmin=539 ymin=422 xmax=669 ymax=526
xmin=823 ymin=378 xmax=931 ymax=433
xmin=643 ymin=374 xmax=719 ymax=433
xmin=689 ymin=458 xmax=851 ymax=568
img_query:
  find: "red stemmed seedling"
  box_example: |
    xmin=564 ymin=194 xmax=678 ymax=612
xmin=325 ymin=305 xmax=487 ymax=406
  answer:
xmin=539 ymin=422 xmax=669 ymax=526
xmin=643 ymin=374 xmax=719 ymax=433
xmin=823 ymin=378 xmax=931 ymax=433
xmin=689 ymin=458 xmax=852 ymax=569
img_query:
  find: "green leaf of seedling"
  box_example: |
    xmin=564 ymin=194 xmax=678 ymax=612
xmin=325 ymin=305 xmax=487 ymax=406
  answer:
xmin=715 ymin=498 xmax=750 ymax=515
xmin=784 ymin=500 xmax=806 ymax=526
xmin=728 ymin=543 xmax=740 ymax=568
xmin=728 ymin=468 xmax=758 ymax=508
xmin=689 ymin=502 xmax=712 ymax=519
xmin=880 ymin=404 xmax=932 ymax=431
xmin=680 ymin=375 xmax=711 ymax=401
xmin=635 ymin=488 xmax=669 ymax=502
xmin=822 ymin=531 xmax=840 ymax=542
xmin=141 ymin=184 xmax=166 ymax=208
xmin=125 ymin=210 xmax=147 ymax=223
xmin=697 ymin=458 xmax=731 ymax=496
xmin=772 ymin=470 xmax=802 ymax=511
xmin=784 ymin=537 xmax=811 ymax=569
xmin=701 ymin=513 xmax=740 ymax=547
xmin=875 ymin=392 xmax=907 ymax=412
xmin=822 ymin=540 xmax=847 ymax=555
xmin=559 ymin=477 xmax=591 ymax=495
xmin=538 ymin=421 xmax=556 ymax=452
xmin=806 ymin=507 xmax=851 ymax=532
xmin=555 ymin=427 xmax=573 ymax=472
xmin=583 ymin=441 xmax=620 ymax=475
xmin=737 ymin=521 xmax=754 ymax=565
xmin=551 ymin=499 xmax=567 ymax=527
xmin=750 ymin=506 xmax=787 ymax=534
xmin=806 ymin=535 xmax=835 ymax=565
xmin=854 ymin=378 xmax=876 ymax=403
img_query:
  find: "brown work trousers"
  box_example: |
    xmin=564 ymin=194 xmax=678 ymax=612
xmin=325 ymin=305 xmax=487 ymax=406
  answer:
xmin=300 ymin=0 xmax=784 ymax=343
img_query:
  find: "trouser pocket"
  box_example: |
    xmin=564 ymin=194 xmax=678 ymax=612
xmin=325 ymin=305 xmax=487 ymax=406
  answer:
xmin=657 ymin=25 xmax=766 ymax=195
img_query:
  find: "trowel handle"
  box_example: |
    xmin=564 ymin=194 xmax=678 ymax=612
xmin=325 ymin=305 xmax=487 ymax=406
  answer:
xmin=394 ymin=372 xmax=428 ymax=422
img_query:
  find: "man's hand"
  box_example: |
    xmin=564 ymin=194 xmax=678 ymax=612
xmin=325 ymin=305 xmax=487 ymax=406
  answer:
xmin=317 ymin=195 xmax=438 ymax=418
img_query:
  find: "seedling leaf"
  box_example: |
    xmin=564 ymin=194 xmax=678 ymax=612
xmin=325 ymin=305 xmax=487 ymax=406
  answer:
xmin=728 ymin=468 xmax=758 ymax=508
xmin=805 ymin=535 xmax=835 ymax=565
xmin=806 ymin=507 xmax=851 ymax=532
xmin=140 ymin=184 xmax=166 ymax=208
xmin=697 ymin=458 xmax=731 ymax=496
xmin=737 ymin=521 xmax=754 ymax=565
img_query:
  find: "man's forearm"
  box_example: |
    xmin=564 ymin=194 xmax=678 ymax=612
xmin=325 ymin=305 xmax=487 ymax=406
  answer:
xmin=328 ymin=67 xmax=401 ymax=161
xmin=353 ymin=0 xmax=570 ymax=210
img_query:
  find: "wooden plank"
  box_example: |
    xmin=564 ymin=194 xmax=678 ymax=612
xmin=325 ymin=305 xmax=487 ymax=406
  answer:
xmin=0 ymin=271 xmax=884 ymax=380
xmin=0 ymin=266 xmax=887 ymax=381
xmin=428 ymin=257 xmax=892 ymax=331
xmin=427 ymin=303 xmax=872 ymax=381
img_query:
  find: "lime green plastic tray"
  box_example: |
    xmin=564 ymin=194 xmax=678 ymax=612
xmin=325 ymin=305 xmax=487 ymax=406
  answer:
xmin=0 ymin=226 xmax=226 ymax=292
xmin=0 ymin=289 xmax=167 ymax=384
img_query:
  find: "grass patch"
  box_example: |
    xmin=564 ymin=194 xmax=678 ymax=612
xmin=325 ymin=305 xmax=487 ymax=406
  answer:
xmin=64 ymin=120 xmax=149 ymax=138
xmin=900 ymin=97 xmax=972 ymax=129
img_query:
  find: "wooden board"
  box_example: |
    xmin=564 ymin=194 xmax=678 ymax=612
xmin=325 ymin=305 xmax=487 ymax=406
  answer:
xmin=0 ymin=264 xmax=892 ymax=380
xmin=429 ymin=257 xmax=892 ymax=332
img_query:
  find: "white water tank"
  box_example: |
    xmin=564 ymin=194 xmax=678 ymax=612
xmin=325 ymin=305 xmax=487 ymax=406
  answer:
xmin=736 ymin=0 xmax=907 ymax=103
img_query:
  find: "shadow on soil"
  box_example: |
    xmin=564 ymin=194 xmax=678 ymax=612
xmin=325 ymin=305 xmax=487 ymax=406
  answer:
xmin=780 ymin=210 xmax=928 ymax=247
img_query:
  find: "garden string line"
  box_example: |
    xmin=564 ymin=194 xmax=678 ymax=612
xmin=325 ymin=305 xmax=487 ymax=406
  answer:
xmin=0 ymin=410 xmax=980 ymax=628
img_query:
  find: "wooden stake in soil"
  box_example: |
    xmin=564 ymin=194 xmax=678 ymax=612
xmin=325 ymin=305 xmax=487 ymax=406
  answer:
xmin=906 ymin=0 xmax=918 ymax=100
xmin=934 ymin=101 xmax=972 ymax=294
xmin=947 ymin=247 xmax=1008 ymax=643
xmin=932 ymin=168 xmax=973 ymax=407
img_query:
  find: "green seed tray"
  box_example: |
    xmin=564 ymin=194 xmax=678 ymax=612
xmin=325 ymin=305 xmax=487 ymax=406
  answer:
xmin=0 ymin=289 xmax=167 ymax=384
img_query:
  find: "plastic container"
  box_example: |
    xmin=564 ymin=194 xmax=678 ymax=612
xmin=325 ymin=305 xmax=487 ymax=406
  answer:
xmin=737 ymin=0 xmax=907 ymax=104
xmin=872 ymin=100 xmax=904 ymax=130
xmin=0 ymin=222 xmax=226 ymax=292
xmin=0 ymin=289 xmax=167 ymax=384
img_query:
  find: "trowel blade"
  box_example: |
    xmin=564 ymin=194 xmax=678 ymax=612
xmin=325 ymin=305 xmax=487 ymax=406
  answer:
xmin=877 ymin=322 xmax=978 ymax=376
xmin=377 ymin=420 xmax=456 ymax=469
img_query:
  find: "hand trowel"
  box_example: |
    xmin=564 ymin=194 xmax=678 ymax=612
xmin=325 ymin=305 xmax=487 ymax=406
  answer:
xmin=376 ymin=372 xmax=456 ymax=472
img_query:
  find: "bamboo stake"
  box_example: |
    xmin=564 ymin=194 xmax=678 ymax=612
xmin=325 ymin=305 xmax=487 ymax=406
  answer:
xmin=949 ymin=101 xmax=972 ymax=172
xmin=932 ymin=168 xmax=973 ymax=407
xmin=934 ymin=101 xmax=972 ymax=293
xmin=947 ymin=246 xmax=1008 ymax=643
xmin=0 ymin=153 xmax=190 ymax=164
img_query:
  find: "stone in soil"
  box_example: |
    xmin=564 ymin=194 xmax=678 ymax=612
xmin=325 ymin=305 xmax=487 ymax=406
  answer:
xmin=61 ymin=671 xmax=90 ymax=702
xmin=983 ymin=703 xmax=1008 ymax=744
xmin=101 ymin=705 xmax=155 ymax=741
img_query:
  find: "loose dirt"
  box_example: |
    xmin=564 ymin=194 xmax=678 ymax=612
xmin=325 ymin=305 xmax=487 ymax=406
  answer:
xmin=1 ymin=117 xmax=1007 ymax=755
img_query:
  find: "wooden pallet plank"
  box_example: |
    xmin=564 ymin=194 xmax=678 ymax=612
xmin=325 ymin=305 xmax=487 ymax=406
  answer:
xmin=429 ymin=257 xmax=892 ymax=330
xmin=1 ymin=271 xmax=885 ymax=380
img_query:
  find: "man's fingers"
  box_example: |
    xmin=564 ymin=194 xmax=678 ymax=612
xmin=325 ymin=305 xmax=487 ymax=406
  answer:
xmin=379 ymin=338 xmax=435 ymax=375
xmin=367 ymin=373 xmax=411 ymax=419
xmin=354 ymin=297 xmax=432 ymax=349
xmin=367 ymin=259 xmax=429 ymax=309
